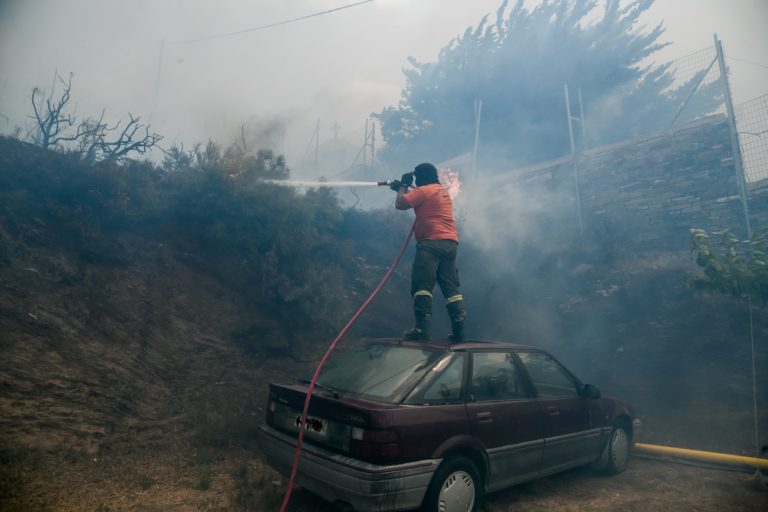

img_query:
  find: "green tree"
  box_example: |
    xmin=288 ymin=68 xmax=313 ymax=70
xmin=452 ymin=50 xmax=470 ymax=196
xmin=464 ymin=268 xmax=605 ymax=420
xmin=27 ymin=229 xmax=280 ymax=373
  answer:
xmin=161 ymin=143 xmax=195 ymax=172
xmin=688 ymin=227 xmax=766 ymax=468
xmin=163 ymin=140 xmax=288 ymax=183
xmin=688 ymin=228 xmax=768 ymax=302
xmin=376 ymin=0 xmax=720 ymax=170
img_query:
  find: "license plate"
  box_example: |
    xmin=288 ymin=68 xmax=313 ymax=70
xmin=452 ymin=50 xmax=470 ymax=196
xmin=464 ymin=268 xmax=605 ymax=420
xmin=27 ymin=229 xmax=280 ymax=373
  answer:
xmin=295 ymin=414 xmax=327 ymax=436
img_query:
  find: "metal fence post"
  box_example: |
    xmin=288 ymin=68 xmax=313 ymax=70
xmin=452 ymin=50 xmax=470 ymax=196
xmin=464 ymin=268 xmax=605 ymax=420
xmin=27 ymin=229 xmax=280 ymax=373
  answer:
xmin=714 ymin=34 xmax=753 ymax=240
xmin=565 ymin=84 xmax=584 ymax=235
xmin=471 ymin=99 xmax=482 ymax=182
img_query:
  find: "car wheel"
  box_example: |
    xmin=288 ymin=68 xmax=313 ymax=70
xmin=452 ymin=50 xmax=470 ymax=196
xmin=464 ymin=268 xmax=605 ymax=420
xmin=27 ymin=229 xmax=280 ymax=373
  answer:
xmin=421 ymin=455 xmax=481 ymax=512
xmin=596 ymin=425 xmax=630 ymax=474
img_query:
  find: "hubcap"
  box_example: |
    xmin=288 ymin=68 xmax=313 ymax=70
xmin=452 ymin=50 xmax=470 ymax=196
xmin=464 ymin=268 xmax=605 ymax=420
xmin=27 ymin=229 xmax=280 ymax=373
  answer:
xmin=438 ymin=470 xmax=475 ymax=512
xmin=611 ymin=428 xmax=629 ymax=468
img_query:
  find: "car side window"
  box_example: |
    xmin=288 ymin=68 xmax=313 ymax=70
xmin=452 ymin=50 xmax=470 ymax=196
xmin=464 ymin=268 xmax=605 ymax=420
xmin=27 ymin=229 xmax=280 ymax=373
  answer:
xmin=517 ymin=351 xmax=579 ymax=398
xmin=419 ymin=353 xmax=465 ymax=404
xmin=470 ymin=352 xmax=528 ymax=402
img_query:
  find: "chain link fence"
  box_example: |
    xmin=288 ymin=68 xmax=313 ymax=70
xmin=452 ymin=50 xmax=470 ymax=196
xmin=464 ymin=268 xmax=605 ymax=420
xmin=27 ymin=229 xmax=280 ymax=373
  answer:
xmin=666 ymin=44 xmax=768 ymax=185
xmin=736 ymin=94 xmax=768 ymax=183
xmin=665 ymin=46 xmax=725 ymax=131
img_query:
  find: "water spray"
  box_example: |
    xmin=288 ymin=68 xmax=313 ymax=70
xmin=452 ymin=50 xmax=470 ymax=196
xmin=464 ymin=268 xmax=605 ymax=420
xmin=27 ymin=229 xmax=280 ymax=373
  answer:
xmin=265 ymin=179 xmax=406 ymax=188
xmin=265 ymin=168 xmax=461 ymax=199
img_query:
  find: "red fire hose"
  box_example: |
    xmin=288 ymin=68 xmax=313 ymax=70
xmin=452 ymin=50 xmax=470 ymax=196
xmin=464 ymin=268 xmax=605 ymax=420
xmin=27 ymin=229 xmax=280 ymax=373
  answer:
xmin=279 ymin=222 xmax=415 ymax=512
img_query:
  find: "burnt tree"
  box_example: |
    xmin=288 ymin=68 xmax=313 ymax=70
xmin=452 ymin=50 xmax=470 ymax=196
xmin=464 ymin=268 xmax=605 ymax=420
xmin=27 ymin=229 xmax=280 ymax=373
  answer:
xmin=28 ymin=72 xmax=163 ymax=162
xmin=29 ymin=73 xmax=75 ymax=149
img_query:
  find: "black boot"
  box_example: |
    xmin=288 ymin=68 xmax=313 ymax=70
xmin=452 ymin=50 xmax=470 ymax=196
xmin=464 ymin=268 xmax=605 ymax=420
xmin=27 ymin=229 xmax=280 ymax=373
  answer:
xmin=448 ymin=320 xmax=466 ymax=343
xmin=446 ymin=302 xmax=466 ymax=342
xmin=403 ymin=314 xmax=431 ymax=341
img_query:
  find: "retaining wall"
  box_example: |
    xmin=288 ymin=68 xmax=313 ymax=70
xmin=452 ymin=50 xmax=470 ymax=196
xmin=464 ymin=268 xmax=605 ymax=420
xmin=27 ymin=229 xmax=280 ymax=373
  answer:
xmin=486 ymin=115 xmax=768 ymax=252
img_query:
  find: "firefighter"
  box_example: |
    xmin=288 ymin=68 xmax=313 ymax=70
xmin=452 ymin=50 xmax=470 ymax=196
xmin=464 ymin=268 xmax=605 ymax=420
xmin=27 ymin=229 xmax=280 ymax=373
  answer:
xmin=390 ymin=162 xmax=466 ymax=342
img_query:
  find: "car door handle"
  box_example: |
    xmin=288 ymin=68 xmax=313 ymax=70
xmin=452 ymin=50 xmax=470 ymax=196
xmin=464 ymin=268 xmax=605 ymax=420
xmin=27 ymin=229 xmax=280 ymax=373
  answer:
xmin=476 ymin=411 xmax=494 ymax=423
xmin=546 ymin=406 xmax=560 ymax=416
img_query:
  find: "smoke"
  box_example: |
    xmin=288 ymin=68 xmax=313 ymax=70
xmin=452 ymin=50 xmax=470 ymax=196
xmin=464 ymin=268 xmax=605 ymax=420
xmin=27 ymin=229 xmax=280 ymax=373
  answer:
xmin=2 ymin=1 xmax=764 ymax=174
xmin=458 ymin=176 xmax=575 ymax=255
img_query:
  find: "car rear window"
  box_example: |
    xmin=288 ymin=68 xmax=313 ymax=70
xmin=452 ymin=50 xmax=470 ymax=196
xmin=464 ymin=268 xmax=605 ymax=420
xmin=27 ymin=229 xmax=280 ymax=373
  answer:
xmin=316 ymin=344 xmax=443 ymax=402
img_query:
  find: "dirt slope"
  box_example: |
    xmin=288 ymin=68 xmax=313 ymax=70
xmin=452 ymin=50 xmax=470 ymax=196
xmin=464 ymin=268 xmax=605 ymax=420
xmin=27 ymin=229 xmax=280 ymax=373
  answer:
xmin=0 ymin=231 xmax=309 ymax=453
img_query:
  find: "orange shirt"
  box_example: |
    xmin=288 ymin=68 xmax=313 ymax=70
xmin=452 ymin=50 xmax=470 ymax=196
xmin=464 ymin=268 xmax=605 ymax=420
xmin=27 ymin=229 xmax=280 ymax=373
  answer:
xmin=401 ymin=183 xmax=459 ymax=242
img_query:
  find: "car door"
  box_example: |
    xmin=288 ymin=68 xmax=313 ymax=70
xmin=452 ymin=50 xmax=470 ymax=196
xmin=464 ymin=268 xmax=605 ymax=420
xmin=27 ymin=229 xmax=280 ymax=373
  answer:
xmin=516 ymin=350 xmax=603 ymax=472
xmin=465 ymin=350 xmax=545 ymax=490
xmin=399 ymin=352 xmax=474 ymax=462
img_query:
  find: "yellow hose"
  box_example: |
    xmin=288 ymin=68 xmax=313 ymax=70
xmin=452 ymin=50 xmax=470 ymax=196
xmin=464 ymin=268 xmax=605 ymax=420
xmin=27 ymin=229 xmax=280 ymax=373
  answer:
xmin=635 ymin=443 xmax=768 ymax=470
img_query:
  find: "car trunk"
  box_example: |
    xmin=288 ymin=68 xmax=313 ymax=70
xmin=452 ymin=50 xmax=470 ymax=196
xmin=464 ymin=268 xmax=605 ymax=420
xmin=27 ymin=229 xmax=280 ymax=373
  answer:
xmin=266 ymin=383 xmax=404 ymax=463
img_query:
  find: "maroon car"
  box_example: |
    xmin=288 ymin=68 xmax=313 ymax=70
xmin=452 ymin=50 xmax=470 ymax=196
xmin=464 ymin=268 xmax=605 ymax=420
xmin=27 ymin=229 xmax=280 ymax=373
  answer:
xmin=258 ymin=339 xmax=640 ymax=512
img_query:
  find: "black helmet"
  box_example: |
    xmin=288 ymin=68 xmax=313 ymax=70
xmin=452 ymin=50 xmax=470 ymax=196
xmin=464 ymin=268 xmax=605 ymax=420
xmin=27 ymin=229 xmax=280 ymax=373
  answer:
xmin=414 ymin=162 xmax=439 ymax=186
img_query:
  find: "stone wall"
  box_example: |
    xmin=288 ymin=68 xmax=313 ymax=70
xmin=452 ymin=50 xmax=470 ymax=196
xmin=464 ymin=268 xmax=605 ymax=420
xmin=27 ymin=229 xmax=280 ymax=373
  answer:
xmin=485 ymin=114 xmax=768 ymax=252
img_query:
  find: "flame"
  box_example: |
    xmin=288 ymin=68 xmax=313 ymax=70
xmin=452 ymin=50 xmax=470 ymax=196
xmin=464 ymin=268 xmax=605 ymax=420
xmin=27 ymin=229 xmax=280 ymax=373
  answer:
xmin=439 ymin=167 xmax=462 ymax=199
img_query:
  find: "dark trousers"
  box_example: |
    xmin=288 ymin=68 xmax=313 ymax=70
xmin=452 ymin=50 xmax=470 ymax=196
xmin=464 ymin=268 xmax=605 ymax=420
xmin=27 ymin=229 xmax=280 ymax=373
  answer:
xmin=411 ymin=239 xmax=465 ymax=322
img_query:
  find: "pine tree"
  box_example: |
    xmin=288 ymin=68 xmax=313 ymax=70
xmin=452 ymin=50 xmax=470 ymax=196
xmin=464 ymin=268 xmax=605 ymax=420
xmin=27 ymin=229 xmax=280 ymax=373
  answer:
xmin=376 ymin=0 xmax=721 ymax=170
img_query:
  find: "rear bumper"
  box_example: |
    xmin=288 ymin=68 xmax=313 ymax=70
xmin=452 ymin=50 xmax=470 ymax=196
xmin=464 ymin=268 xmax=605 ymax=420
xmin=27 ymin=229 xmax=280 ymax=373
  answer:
xmin=258 ymin=424 xmax=440 ymax=512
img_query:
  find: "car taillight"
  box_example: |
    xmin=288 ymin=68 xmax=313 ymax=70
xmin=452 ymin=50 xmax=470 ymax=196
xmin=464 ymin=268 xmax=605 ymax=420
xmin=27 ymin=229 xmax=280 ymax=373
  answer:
xmin=350 ymin=427 xmax=401 ymax=462
xmin=266 ymin=400 xmax=276 ymax=425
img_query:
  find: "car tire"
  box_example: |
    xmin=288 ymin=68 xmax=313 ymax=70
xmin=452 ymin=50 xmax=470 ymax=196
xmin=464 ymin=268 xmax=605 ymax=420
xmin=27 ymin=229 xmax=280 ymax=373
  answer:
xmin=421 ymin=455 xmax=482 ymax=512
xmin=595 ymin=425 xmax=630 ymax=474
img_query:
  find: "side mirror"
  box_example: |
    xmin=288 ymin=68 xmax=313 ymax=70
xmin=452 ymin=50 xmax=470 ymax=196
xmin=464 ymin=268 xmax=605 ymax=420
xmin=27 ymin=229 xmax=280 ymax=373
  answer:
xmin=581 ymin=383 xmax=601 ymax=399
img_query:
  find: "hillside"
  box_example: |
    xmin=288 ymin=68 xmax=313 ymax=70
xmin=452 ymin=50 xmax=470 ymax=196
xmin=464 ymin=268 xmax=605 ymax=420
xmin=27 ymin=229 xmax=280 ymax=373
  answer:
xmin=0 ymin=137 xmax=416 ymax=509
xmin=0 ymin=137 xmax=766 ymax=510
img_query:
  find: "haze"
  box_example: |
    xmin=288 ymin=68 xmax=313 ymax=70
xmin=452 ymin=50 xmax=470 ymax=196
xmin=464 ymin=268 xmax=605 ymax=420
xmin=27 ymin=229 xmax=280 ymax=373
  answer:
xmin=1 ymin=0 xmax=766 ymax=169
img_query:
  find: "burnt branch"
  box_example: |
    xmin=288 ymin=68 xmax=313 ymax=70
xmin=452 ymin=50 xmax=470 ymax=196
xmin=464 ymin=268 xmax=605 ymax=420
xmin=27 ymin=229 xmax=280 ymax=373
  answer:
xmin=58 ymin=109 xmax=105 ymax=142
xmin=96 ymin=113 xmax=164 ymax=162
xmin=29 ymin=73 xmax=75 ymax=149
xmin=25 ymin=71 xmax=164 ymax=162
xmin=64 ymin=110 xmax=109 ymax=162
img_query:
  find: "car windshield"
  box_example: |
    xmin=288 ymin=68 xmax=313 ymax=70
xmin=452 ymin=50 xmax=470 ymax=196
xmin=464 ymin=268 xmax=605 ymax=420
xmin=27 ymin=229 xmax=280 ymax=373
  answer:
xmin=315 ymin=344 xmax=443 ymax=402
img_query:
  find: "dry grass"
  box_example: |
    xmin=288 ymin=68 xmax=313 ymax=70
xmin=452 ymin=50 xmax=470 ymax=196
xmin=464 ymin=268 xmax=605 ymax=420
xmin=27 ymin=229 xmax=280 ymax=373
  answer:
xmin=2 ymin=442 xmax=764 ymax=512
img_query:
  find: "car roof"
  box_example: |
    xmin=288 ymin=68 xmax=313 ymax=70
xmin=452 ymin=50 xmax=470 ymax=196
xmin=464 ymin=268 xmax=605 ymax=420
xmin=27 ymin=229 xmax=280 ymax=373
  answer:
xmin=367 ymin=337 xmax=540 ymax=352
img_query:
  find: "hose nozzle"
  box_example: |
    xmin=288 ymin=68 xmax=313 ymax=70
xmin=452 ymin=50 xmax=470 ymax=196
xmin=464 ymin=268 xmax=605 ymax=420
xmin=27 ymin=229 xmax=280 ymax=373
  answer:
xmin=380 ymin=172 xmax=416 ymax=188
xmin=378 ymin=180 xmax=411 ymax=188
